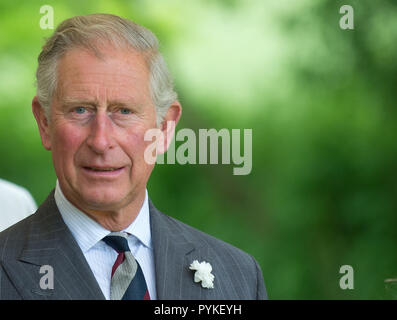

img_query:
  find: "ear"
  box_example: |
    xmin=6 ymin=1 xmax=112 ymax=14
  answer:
xmin=157 ymin=100 xmax=182 ymax=155
xmin=32 ymin=96 xmax=52 ymax=150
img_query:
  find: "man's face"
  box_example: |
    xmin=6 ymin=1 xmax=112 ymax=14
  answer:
xmin=37 ymin=46 xmax=159 ymax=214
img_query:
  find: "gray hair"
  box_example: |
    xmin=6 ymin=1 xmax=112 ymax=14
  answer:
xmin=36 ymin=13 xmax=177 ymax=126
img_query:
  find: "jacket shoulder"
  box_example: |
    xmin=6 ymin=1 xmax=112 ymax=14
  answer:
xmin=0 ymin=190 xmax=56 ymax=260
xmin=0 ymin=213 xmax=36 ymax=260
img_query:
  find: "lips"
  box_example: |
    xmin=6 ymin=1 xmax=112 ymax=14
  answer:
xmin=82 ymin=165 xmax=125 ymax=176
xmin=84 ymin=167 xmax=122 ymax=172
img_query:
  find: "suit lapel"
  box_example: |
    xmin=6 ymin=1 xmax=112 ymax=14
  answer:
xmin=2 ymin=191 xmax=104 ymax=300
xmin=150 ymin=200 xmax=222 ymax=299
xmin=150 ymin=200 xmax=238 ymax=299
xmin=149 ymin=200 xmax=194 ymax=299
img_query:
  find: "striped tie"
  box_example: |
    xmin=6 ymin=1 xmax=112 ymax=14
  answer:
xmin=102 ymin=232 xmax=150 ymax=300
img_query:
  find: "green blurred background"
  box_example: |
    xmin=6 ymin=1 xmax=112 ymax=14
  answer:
xmin=1 ymin=0 xmax=397 ymax=299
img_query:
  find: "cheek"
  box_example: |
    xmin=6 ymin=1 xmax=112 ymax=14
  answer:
xmin=123 ymin=126 xmax=155 ymax=163
xmin=52 ymin=125 xmax=85 ymax=162
xmin=126 ymin=131 xmax=147 ymax=158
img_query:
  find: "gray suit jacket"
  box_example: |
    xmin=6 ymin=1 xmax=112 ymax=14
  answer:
xmin=0 ymin=191 xmax=267 ymax=299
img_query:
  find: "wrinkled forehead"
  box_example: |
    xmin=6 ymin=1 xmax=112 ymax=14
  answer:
xmin=54 ymin=46 xmax=152 ymax=106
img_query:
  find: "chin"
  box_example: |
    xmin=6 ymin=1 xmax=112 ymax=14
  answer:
xmin=79 ymin=189 xmax=127 ymax=211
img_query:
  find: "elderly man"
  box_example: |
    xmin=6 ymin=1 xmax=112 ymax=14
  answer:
xmin=0 ymin=14 xmax=266 ymax=300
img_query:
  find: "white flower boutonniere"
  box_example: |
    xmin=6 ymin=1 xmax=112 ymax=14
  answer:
xmin=189 ymin=260 xmax=215 ymax=289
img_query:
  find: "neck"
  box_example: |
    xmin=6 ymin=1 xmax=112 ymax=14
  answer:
xmin=81 ymin=194 xmax=146 ymax=231
xmin=56 ymin=182 xmax=147 ymax=231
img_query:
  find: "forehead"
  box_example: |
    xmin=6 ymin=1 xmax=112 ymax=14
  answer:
xmin=55 ymin=46 xmax=151 ymax=104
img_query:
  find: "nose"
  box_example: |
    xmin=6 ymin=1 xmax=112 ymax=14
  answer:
xmin=86 ymin=112 xmax=115 ymax=154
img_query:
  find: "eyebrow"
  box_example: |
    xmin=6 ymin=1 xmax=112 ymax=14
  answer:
xmin=60 ymin=97 xmax=98 ymax=106
xmin=59 ymin=97 xmax=144 ymax=109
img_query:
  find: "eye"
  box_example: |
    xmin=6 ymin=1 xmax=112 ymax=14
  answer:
xmin=74 ymin=106 xmax=86 ymax=114
xmin=119 ymin=108 xmax=131 ymax=115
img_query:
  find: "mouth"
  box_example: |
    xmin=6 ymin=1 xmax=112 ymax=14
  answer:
xmin=82 ymin=166 xmax=125 ymax=176
xmin=85 ymin=167 xmax=121 ymax=171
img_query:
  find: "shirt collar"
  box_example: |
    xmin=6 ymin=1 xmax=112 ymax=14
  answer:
xmin=54 ymin=180 xmax=152 ymax=253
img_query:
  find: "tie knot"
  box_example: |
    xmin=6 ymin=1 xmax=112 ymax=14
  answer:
xmin=102 ymin=232 xmax=130 ymax=253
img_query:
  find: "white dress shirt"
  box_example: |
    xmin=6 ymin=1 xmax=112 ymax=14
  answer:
xmin=0 ymin=178 xmax=37 ymax=232
xmin=54 ymin=180 xmax=157 ymax=300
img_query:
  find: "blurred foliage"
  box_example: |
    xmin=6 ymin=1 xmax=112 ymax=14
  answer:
xmin=1 ymin=0 xmax=397 ymax=299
